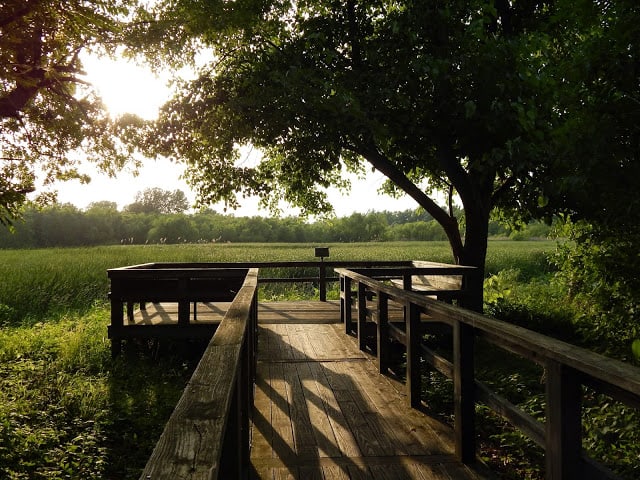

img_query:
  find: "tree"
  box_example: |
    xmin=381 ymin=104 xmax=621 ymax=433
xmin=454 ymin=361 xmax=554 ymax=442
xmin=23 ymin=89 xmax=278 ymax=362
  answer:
xmin=138 ymin=0 xmax=565 ymax=309
xmin=147 ymin=214 xmax=197 ymax=243
xmin=547 ymin=0 xmax=640 ymax=359
xmin=547 ymin=0 xmax=640 ymax=229
xmin=124 ymin=187 xmax=189 ymax=214
xmin=0 ymin=0 xmax=143 ymax=226
xmin=138 ymin=1 xmax=639 ymax=310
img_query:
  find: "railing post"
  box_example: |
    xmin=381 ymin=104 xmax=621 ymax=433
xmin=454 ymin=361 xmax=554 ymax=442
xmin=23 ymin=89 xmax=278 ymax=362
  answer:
xmin=377 ymin=292 xmax=389 ymax=374
xmin=403 ymin=273 xmax=412 ymax=290
xmin=454 ymin=320 xmax=476 ymax=464
xmin=406 ymin=302 xmax=422 ymax=408
xmin=460 ymin=267 xmax=483 ymax=312
xmin=126 ymin=301 xmax=134 ymax=322
xmin=341 ymin=275 xmax=353 ymax=334
xmin=545 ymin=360 xmax=582 ymax=479
xmin=178 ymin=277 xmax=190 ymax=325
xmin=357 ymin=282 xmax=368 ymax=350
xmin=319 ymin=260 xmax=327 ymax=302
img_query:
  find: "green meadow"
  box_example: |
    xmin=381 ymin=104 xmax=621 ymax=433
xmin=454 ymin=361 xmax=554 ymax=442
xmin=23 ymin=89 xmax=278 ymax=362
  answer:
xmin=0 ymin=240 xmax=579 ymax=479
xmin=0 ymin=241 xmax=553 ymax=325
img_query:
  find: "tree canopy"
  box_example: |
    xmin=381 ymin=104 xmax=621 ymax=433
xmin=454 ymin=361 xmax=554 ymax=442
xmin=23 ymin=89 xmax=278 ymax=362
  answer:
xmin=143 ymin=3 xmax=548 ymax=263
xmin=137 ymin=0 xmax=638 ymax=296
xmin=0 ymin=0 xmax=143 ymax=226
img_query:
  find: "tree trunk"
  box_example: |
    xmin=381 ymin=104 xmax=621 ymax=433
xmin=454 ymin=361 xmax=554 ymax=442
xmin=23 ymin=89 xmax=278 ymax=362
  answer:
xmin=457 ymin=196 xmax=491 ymax=312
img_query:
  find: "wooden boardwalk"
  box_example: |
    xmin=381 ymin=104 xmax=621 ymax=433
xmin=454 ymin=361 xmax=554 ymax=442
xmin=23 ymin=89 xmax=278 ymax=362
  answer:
xmin=130 ymin=300 xmax=484 ymax=479
xmin=250 ymin=301 xmax=484 ymax=480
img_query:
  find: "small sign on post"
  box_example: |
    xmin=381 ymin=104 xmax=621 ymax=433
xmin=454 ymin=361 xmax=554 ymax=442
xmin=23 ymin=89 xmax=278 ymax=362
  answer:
xmin=314 ymin=247 xmax=330 ymax=301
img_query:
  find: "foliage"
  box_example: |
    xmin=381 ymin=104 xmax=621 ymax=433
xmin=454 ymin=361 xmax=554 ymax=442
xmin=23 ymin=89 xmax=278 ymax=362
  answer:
xmin=0 ymin=204 xmax=547 ymax=248
xmin=0 ymin=0 xmax=145 ymax=226
xmin=483 ymin=269 xmax=576 ymax=341
xmin=553 ymin=221 xmax=640 ymax=362
xmin=139 ymin=0 xmax=574 ymax=277
xmin=0 ymin=308 xmax=196 ymax=479
xmin=545 ymin=0 xmax=640 ymax=231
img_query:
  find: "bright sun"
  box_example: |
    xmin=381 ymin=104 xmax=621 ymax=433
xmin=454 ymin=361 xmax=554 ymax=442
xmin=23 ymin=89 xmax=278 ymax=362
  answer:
xmin=81 ymin=53 xmax=173 ymax=120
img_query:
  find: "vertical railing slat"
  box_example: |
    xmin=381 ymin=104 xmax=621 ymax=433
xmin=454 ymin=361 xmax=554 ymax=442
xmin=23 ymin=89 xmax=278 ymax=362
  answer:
xmin=377 ymin=291 xmax=390 ymax=375
xmin=545 ymin=360 xmax=582 ymax=479
xmin=357 ymin=282 xmax=368 ymax=351
xmin=454 ymin=320 xmax=476 ymax=463
xmin=406 ymin=302 xmax=422 ymax=408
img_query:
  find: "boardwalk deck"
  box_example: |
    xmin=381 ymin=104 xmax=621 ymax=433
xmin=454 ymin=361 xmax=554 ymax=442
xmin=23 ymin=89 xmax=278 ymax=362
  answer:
xmin=129 ymin=300 xmax=483 ymax=479
xmin=250 ymin=302 xmax=484 ymax=480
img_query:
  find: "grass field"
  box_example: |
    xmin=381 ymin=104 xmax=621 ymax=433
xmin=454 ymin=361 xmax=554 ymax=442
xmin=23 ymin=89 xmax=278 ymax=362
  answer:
xmin=0 ymin=241 xmax=560 ymax=479
xmin=0 ymin=240 xmax=555 ymax=325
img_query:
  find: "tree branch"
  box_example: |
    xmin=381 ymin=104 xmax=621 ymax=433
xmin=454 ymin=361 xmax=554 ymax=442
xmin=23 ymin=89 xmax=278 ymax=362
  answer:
xmin=348 ymin=142 xmax=464 ymax=262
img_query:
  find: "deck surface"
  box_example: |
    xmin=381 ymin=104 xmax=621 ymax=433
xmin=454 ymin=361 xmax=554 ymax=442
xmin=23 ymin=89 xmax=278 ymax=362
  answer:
xmin=128 ymin=300 xmax=483 ymax=478
xmin=250 ymin=301 xmax=484 ymax=480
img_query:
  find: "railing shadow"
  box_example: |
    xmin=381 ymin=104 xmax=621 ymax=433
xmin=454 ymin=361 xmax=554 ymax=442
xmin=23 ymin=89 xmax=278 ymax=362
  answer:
xmin=250 ymin=321 xmax=456 ymax=479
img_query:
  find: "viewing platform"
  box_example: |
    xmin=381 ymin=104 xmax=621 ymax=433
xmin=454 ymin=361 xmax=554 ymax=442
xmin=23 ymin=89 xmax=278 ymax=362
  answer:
xmin=123 ymin=300 xmax=481 ymax=479
xmin=107 ymin=261 xmax=640 ymax=480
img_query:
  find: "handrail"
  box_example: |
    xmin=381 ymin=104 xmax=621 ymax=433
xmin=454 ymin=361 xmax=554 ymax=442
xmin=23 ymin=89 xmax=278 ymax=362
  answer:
xmin=139 ymin=268 xmax=259 ymax=480
xmin=336 ymin=267 xmax=640 ymax=480
xmin=110 ymin=260 xmax=417 ymax=303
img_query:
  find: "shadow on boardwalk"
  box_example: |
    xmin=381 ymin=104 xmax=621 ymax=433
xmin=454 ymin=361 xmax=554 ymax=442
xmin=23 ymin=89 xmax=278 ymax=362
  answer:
xmin=250 ymin=318 xmax=484 ymax=480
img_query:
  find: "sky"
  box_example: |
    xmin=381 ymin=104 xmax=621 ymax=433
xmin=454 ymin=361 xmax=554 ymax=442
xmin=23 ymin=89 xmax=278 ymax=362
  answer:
xmin=53 ymin=54 xmax=422 ymax=217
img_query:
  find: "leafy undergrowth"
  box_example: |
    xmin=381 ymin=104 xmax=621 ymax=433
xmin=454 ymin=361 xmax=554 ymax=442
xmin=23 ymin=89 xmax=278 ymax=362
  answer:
xmin=476 ymin=270 xmax=640 ymax=479
xmin=0 ymin=307 xmax=199 ymax=479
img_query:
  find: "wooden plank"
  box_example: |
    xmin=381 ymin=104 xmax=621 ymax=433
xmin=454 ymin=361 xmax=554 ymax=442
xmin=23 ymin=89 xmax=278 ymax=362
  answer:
xmin=273 ymin=466 xmax=296 ymax=479
xmin=322 ymin=464 xmax=351 ymax=480
xmin=283 ymin=363 xmax=317 ymax=459
xmin=296 ymin=361 xmax=342 ymax=458
xmin=369 ymin=463 xmax=419 ymax=480
xmin=348 ymin=361 xmax=444 ymax=456
xmin=545 ymin=360 xmax=582 ymax=479
xmin=306 ymin=362 xmax=362 ymax=458
xmin=252 ymin=363 xmax=273 ymax=460
xmin=269 ymin=363 xmax=295 ymax=460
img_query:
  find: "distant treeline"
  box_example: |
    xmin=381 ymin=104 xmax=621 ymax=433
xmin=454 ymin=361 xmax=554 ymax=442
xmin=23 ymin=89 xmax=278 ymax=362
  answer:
xmin=0 ymin=203 xmax=551 ymax=248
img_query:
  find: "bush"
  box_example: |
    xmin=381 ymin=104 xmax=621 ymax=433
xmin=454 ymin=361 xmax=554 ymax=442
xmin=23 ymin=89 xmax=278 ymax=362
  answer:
xmin=553 ymin=221 xmax=640 ymax=361
xmin=483 ymin=269 xmax=576 ymax=340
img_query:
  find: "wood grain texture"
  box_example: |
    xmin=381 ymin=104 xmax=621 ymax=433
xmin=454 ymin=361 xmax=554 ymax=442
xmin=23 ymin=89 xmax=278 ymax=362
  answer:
xmin=250 ymin=311 xmax=484 ymax=480
xmin=140 ymin=270 xmax=258 ymax=480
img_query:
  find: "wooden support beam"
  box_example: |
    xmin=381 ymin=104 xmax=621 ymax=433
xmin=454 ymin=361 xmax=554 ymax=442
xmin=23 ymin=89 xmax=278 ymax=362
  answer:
xmin=406 ymin=303 xmax=422 ymax=408
xmin=545 ymin=360 xmax=582 ymax=479
xmin=454 ymin=320 xmax=475 ymax=464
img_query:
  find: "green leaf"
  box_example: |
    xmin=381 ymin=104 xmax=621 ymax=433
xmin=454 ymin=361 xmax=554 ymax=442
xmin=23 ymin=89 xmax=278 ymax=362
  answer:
xmin=464 ymin=100 xmax=477 ymax=119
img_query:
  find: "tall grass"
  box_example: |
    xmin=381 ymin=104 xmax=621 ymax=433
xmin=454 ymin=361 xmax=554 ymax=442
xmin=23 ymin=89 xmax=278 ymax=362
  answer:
xmin=0 ymin=241 xmax=555 ymax=324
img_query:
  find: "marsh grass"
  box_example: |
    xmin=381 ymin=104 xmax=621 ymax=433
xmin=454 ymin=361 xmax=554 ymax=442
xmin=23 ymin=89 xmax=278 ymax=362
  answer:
xmin=0 ymin=241 xmax=554 ymax=324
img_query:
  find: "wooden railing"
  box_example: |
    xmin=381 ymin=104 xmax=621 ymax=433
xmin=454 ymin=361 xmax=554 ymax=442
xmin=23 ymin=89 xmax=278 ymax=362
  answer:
xmin=139 ymin=268 xmax=259 ymax=480
xmin=164 ymin=260 xmax=415 ymax=301
xmin=336 ymin=268 xmax=640 ymax=480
